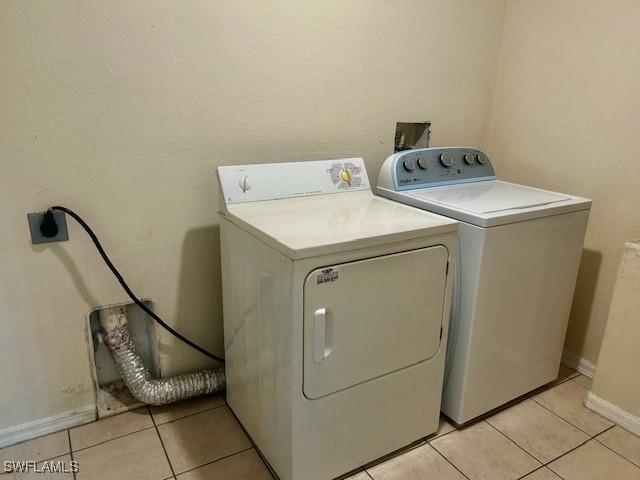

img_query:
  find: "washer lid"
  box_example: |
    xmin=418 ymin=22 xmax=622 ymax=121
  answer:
xmin=409 ymin=180 xmax=570 ymax=214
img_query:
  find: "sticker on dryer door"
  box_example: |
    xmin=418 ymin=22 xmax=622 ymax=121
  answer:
xmin=316 ymin=268 xmax=339 ymax=285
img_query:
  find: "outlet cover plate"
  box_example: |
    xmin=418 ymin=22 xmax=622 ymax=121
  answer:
xmin=27 ymin=211 xmax=69 ymax=244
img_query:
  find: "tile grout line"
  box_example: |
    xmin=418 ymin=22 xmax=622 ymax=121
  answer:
xmin=171 ymin=446 xmax=254 ymax=477
xmin=65 ymin=398 xmax=227 ymax=453
xmin=568 ymin=375 xmax=590 ymax=385
xmin=70 ymin=424 xmax=157 ymax=454
xmin=529 ymin=395 xmax=607 ymax=438
xmin=541 ymin=415 xmax=615 ymax=473
xmin=251 ymin=446 xmax=278 ymax=479
xmin=149 ymin=406 xmax=177 ymax=479
xmin=545 ymin=430 xmax=640 ymax=478
xmin=428 ymin=442 xmax=473 ymax=480
xmin=485 ymin=383 xmax=622 ymax=478
xmin=150 ymin=400 xmax=227 ymax=427
xmin=513 ymin=465 xmax=552 ymax=480
xmin=67 ymin=429 xmax=76 ymax=480
xmin=69 ymin=399 xmax=227 ymax=454
xmin=542 ymin=438 xmax=601 ymax=480
xmin=224 ymin=404 xmax=278 ymax=478
xmin=355 ymin=439 xmax=430 ymax=475
xmin=426 ymin=424 xmax=459 ymax=444
xmin=418 ymin=375 xmax=580 ymax=480
xmin=567 ymin=371 xmax=582 ymax=380
xmin=482 ymin=420 xmax=542 ymax=472
xmin=485 ymin=401 xmax=594 ymax=464
xmin=593 ymin=433 xmax=640 ymax=470
xmin=594 ymin=424 xmax=616 ymax=438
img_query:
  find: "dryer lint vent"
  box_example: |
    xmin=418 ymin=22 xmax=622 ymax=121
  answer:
xmin=87 ymin=300 xmax=160 ymax=418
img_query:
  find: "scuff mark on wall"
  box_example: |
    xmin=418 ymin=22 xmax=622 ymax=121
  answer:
xmin=62 ymin=383 xmax=91 ymax=398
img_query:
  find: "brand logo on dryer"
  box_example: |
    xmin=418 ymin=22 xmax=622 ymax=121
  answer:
xmin=316 ymin=268 xmax=339 ymax=285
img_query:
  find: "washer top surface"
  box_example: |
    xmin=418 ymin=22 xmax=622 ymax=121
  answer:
xmin=376 ymin=147 xmax=591 ymax=227
xmin=408 ymin=180 xmax=569 ymax=214
xmin=217 ymin=158 xmax=457 ymax=259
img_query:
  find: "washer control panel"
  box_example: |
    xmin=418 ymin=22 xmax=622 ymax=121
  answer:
xmin=391 ymin=147 xmax=495 ymax=190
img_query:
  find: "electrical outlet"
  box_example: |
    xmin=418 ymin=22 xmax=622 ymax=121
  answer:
xmin=27 ymin=211 xmax=69 ymax=244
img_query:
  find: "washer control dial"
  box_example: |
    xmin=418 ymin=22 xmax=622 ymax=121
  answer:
xmin=403 ymin=158 xmax=415 ymax=172
xmin=464 ymin=153 xmax=475 ymax=165
xmin=439 ymin=152 xmax=455 ymax=168
xmin=476 ymin=153 xmax=487 ymax=164
xmin=417 ymin=157 xmax=429 ymax=170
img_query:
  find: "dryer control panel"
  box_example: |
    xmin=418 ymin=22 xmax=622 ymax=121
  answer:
xmin=384 ymin=147 xmax=496 ymax=191
xmin=217 ymin=157 xmax=370 ymax=205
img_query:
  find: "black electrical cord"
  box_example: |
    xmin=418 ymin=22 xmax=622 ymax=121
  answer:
xmin=49 ymin=206 xmax=225 ymax=364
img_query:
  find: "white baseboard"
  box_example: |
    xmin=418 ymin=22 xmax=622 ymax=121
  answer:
xmin=586 ymin=392 xmax=640 ymax=437
xmin=562 ymin=350 xmax=596 ymax=379
xmin=0 ymin=405 xmax=96 ymax=449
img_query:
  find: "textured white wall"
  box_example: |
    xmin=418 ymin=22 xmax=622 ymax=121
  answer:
xmin=487 ymin=0 xmax=640 ymax=365
xmin=0 ymin=1 xmax=506 ymax=430
xmin=592 ymin=241 xmax=640 ymax=419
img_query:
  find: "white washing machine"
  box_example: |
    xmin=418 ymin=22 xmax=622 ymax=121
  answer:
xmin=217 ymin=158 xmax=457 ymax=480
xmin=377 ymin=147 xmax=591 ymax=425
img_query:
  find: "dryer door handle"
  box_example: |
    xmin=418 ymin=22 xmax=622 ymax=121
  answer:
xmin=313 ymin=307 xmax=333 ymax=363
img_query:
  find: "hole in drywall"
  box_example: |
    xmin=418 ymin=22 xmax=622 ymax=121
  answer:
xmin=394 ymin=122 xmax=431 ymax=152
xmin=87 ymin=300 xmax=159 ymax=418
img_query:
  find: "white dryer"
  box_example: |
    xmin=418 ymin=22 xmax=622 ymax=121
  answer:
xmin=377 ymin=147 xmax=591 ymax=425
xmin=217 ymin=158 xmax=458 ymax=480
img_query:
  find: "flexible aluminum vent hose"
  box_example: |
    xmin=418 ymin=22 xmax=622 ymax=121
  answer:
xmin=99 ymin=307 xmax=225 ymax=406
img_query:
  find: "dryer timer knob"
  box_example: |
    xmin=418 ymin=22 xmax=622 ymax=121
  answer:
xmin=239 ymin=176 xmax=251 ymax=192
xmin=338 ymin=168 xmax=353 ymax=185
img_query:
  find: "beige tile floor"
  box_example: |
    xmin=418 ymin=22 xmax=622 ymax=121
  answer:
xmin=1 ymin=367 xmax=639 ymax=480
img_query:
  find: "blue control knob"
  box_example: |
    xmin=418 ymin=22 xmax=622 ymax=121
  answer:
xmin=403 ymin=158 xmax=415 ymax=172
xmin=440 ymin=153 xmax=455 ymax=168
